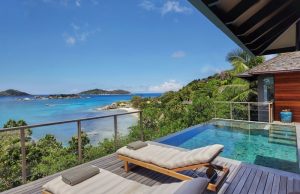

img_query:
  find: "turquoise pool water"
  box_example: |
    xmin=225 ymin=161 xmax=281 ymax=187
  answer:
xmin=159 ymin=122 xmax=299 ymax=173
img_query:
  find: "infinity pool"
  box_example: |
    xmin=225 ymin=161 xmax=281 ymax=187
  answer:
xmin=158 ymin=120 xmax=299 ymax=173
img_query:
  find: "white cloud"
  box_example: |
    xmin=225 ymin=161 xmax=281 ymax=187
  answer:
xmin=75 ymin=0 xmax=81 ymax=7
xmin=161 ymin=1 xmax=192 ymax=15
xmin=171 ymin=50 xmax=186 ymax=58
xmin=139 ymin=0 xmax=155 ymax=11
xmin=39 ymin=0 xmax=98 ymax=7
xmin=63 ymin=23 xmax=100 ymax=46
xmin=139 ymin=0 xmax=192 ymax=15
xmin=64 ymin=35 xmax=76 ymax=45
xmin=148 ymin=80 xmax=183 ymax=93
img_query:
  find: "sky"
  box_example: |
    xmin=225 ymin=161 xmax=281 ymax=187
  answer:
xmin=0 ymin=0 xmax=253 ymax=94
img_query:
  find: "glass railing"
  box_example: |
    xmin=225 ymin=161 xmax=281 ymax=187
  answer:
xmin=213 ymin=101 xmax=273 ymax=123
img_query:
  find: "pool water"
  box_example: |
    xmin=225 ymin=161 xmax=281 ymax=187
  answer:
xmin=159 ymin=122 xmax=299 ymax=173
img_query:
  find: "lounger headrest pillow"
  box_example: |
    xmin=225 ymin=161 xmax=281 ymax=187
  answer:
xmin=127 ymin=141 xmax=148 ymax=150
xmin=174 ymin=177 xmax=209 ymax=194
xmin=62 ymin=165 xmax=100 ymax=186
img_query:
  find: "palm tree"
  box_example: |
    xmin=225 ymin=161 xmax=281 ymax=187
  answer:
xmin=219 ymin=48 xmax=265 ymax=102
xmin=226 ymin=48 xmax=265 ymax=74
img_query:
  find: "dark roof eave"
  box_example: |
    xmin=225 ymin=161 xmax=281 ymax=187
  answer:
xmin=236 ymin=73 xmax=257 ymax=81
xmin=250 ymin=69 xmax=300 ymax=75
xmin=188 ymin=0 xmax=255 ymax=57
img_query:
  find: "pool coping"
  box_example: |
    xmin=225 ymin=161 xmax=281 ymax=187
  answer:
xmin=155 ymin=119 xmax=300 ymax=174
xmin=154 ymin=122 xmax=209 ymax=143
xmin=153 ymin=141 xmax=300 ymax=179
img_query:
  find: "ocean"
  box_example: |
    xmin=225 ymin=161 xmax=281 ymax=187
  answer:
xmin=0 ymin=93 xmax=160 ymax=145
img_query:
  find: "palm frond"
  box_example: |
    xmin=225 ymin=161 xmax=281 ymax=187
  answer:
xmin=218 ymin=84 xmax=248 ymax=93
xmin=231 ymin=89 xmax=257 ymax=102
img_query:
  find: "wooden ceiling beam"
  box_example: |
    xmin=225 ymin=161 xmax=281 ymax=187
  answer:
xmin=210 ymin=0 xmax=258 ymax=24
xmin=202 ymin=0 xmax=218 ymax=6
xmin=296 ymin=20 xmax=300 ymax=51
xmin=232 ymin=0 xmax=291 ymax=35
xmin=247 ymin=13 xmax=298 ymax=53
xmin=244 ymin=12 xmax=298 ymax=47
xmin=238 ymin=3 xmax=297 ymax=44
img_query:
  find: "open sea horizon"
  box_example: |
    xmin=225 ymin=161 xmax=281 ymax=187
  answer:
xmin=0 ymin=93 xmax=161 ymax=145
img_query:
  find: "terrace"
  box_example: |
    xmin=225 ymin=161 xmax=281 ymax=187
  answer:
xmin=1 ymin=111 xmax=300 ymax=194
xmin=2 ymin=0 xmax=300 ymax=193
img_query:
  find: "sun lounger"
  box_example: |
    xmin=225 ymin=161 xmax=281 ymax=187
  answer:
xmin=117 ymin=142 xmax=229 ymax=192
xmin=42 ymin=168 xmax=209 ymax=194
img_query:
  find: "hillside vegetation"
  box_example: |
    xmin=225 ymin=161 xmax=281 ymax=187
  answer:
xmin=128 ymin=49 xmax=264 ymax=140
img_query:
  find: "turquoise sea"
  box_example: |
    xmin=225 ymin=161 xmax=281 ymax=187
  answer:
xmin=0 ymin=93 xmax=160 ymax=145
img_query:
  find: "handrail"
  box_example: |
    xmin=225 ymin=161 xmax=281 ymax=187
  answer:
xmin=0 ymin=110 xmax=143 ymax=184
xmin=214 ymin=101 xmax=273 ymax=105
xmin=0 ymin=110 xmax=142 ymax=132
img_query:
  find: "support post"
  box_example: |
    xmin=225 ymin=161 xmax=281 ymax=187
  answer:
xmin=268 ymin=103 xmax=271 ymax=123
xmin=114 ymin=115 xmax=118 ymax=150
xmin=77 ymin=121 xmax=82 ymax=162
xmin=214 ymin=103 xmax=217 ymax=118
xmin=20 ymin=128 xmax=26 ymax=184
xmin=270 ymin=103 xmax=273 ymax=123
xmin=139 ymin=111 xmax=144 ymax=141
xmin=230 ymin=103 xmax=233 ymax=120
xmin=248 ymin=103 xmax=251 ymax=121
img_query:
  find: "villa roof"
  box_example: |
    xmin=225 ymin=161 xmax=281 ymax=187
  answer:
xmin=238 ymin=51 xmax=300 ymax=78
xmin=189 ymin=0 xmax=300 ymax=56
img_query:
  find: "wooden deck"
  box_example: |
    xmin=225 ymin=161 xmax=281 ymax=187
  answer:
xmin=2 ymin=152 xmax=300 ymax=194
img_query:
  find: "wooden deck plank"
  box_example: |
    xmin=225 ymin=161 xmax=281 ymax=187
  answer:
xmin=287 ymin=177 xmax=294 ymax=194
xmin=279 ymin=176 xmax=287 ymax=194
xmin=239 ymin=168 xmax=256 ymax=194
xmin=217 ymin=163 xmax=241 ymax=194
xmin=271 ymin=174 xmax=280 ymax=194
xmin=247 ymin=169 xmax=263 ymax=194
xmin=2 ymin=153 xmax=300 ymax=194
xmin=255 ymin=171 xmax=268 ymax=194
xmin=294 ymin=179 xmax=300 ymax=192
xmin=232 ymin=167 xmax=251 ymax=194
xmin=263 ymin=173 xmax=274 ymax=194
xmin=223 ymin=166 xmax=247 ymax=194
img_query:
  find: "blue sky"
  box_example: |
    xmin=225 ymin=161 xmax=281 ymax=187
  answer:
xmin=0 ymin=0 xmax=241 ymax=94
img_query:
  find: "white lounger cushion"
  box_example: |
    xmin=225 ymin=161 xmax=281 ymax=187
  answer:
xmin=43 ymin=169 xmax=149 ymax=194
xmin=117 ymin=143 xmax=224 ymax=169
xmin=43 ymin=168 xmax=208 ymax=194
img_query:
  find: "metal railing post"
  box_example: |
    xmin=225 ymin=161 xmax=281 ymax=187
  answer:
xmin=77 ymin=121 xmax=82 ymax=162
xmin=268 ymin=103 xmax=271 ymax=123
xmin=214 ymin=103 xmax=217 ymax=118
xmin=139 ymin=111 xmax=144 ymax=141
xmin=230 ymin=102 xmax=233 ymax=119
xmin=270 ymin=103 xmax=273 ymax=122
xmin=248 ymin=103 xmax=251 ymax=121
xmin=114 ymin=115 xmax=118 ymax=150
xmin=20 ymin=128 xmax=26 ymax=184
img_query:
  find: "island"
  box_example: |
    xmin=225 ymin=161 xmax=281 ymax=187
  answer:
xmin=0 ymin=89 xmax=30 ymax=96
xmin=79 ymin=89 xmax=130 ymax=95
xmin=47 ymin=94 xmax=80 ymax=99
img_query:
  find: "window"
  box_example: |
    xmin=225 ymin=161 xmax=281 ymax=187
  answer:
xmin=263 ymin=76 xmax=274 ymax=102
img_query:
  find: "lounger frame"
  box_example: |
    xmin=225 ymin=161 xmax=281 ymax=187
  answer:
xmin=118 ymin=153 xmax=229 ymax=192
